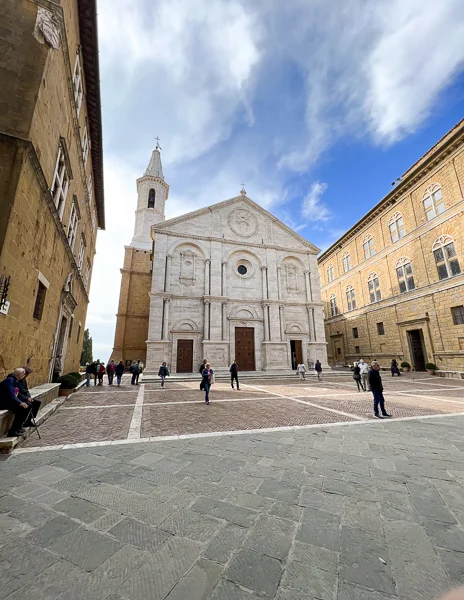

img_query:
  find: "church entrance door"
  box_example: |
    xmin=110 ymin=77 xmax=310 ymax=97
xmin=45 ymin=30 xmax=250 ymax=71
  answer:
xmin=290 ymin=340 xmax=303 ymax=370
xmin=176 ymin=339 xmax=193 ymax=373
xmin=235 ymin=327 xmax=255 ymax=371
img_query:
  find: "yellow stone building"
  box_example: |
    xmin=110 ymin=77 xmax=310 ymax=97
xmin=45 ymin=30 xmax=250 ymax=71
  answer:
xmin=0 ymin=0 xmax=104 ymax=385
xmin=319 ymin=120 xmax=464 ymax=372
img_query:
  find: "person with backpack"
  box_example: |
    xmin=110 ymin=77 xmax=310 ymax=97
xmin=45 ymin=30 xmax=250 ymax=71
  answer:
xmin=201 ymin=363 xmax=214 ymax=405
xmin=158 ymin=362 xmax=169 ymax=388
xmin=106 ymin=360 xmax=116 ymax=385
xmin=230 ymin=360 xmax=240 ymax=390
xmin=115 ymin=361 xmax=125 ymax=386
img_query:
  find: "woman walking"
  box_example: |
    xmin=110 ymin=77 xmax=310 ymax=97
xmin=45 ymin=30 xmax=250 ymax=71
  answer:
xmin=115 ymin=361 xmax=125 ymax=386
xmin=391 ymin=359 xmax=401 ymax=377
xmin=97 ymin=362 xmax=106 ymax=386
xmin=297 ymin=363 xmax=307 ymax=381
xmin=201 ymin=363 xmax=214 ymax=405
xmin=352 ymin=361 xmax=364 ymax=392
xmin=158 ymin=362 xmax=169 ymax=388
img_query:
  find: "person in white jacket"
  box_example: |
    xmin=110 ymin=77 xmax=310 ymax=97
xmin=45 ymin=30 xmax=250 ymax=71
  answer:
xmin=296 ymin=363 xmax=307 ymax=380
xmin=359 ymin=359 xmax=369 ymax=391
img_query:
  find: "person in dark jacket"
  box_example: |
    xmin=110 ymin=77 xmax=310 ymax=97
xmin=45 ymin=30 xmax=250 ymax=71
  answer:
xmin=391 ymin=359 xmax=401 ymax=377
xmin=230 ymin=360 xmax=240 ymax=390
xmin=199 ymin=359 xmax=207 ymax=374
xmin=85 ymin=362 xmax=93 ymax=387
xmin=107 ymin=360 xmax=116 ymax=385
xmin=16 ymin=366 xmax=41 ymax=426
xmin=0 ymin=368 xmax=31 ymax=437
xmin=97 ymin=362 xmax=106 ymax=385
xmin=130 ymin=361 xmax=140 ymax=385
xmin=352 ymin=362 xmax=364 ymax=392
xmin=314 ymin=359 xmax=322 ymax=381
xmin=115 ymin=361 xmax=125 ymax=386
xmin=201 ymin=363 xmax=214 ymax=405
xmin=158 ymin=362 xmax=169 ymax=388
xmin=368 ymin=361 xmax=392 ymax=419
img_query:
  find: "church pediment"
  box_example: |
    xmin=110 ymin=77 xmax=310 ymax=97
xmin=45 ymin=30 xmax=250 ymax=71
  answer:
xmin=153 ymin=195 xmax=320 ymax=253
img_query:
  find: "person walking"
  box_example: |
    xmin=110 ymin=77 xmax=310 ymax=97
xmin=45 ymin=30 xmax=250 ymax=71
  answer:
xmin=360 ymin=359 xmax=370 ymax=391
xmin=352 ymin=361 xmax=364 ymax=392
xmin=158 ymin=362 xmax=169 ymax=388
xmin=85 ymin=362 xmax=93 ymax=387
xmin=297 ymin=363 xmax=307 ymax=381
xmin=368 ymin=361 xmax=392 ymax=419
xmin=199 ymin=359 xmax=207 ymax=374
xmin=391 ymin=359 xmax=401 ymax=377
xmin=97 ymin=362 xmax=106 ymax=386
xmin=115 ymin=361 xmax=125 ymax=386
xmin=201 ymin=363 xmax=214 ymax=405
xmin=130 ymin=361 xmax=139 ymax=385
xmin=314 ymin=359 xmax=322 ymax=381
xmin=107 ymin=360 xmax=116 ymax=385
xmin=230 ymin=360 xmax=240 ymax=390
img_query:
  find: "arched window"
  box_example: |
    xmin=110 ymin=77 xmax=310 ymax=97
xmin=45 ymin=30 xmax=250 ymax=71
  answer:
xmin=148 ymin=188 xmax=155 ymax=209
xmin=389 ymin=212 xmax=405 ymax=243
xmin=329 ymin=293 xmax=338 ymax=317
xmin=423 ymin=184 xmax=445 ymax=221
xmin=346 ymin=285 xmax=356 ymax=311
xmin=433 ymin=236 xmax=461 ymax=280
xmin=367 ymin=272 xmax=381 ymax=303
xmin=327 ymin=264 xmax=334 ymax=283
xmin=342 ymin=252 xmax=352 ymax=273
xmin=363 ymin=235 xmax=375 ymax=260
xmin=396 ymin=257 xmax=415 ymax=293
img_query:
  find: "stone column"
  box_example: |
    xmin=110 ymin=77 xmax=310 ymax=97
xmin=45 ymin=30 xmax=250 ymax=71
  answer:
xmin=306 ymin=306 xmax=313 ymax=341
xmin=204 ymin=300 xmax=210 ymax=340
xmin=222 ymin=301 xmax=228 ymax=340
xmin=277 ymin=267 xmax=282 ymax=300
xmin=279 ymin=305 xmax=285 ymax=341
xmin=162 ymin=298 xmax=170 ymax=340
xmin=204 ymin=259 xmax=211 ymax=296
xmin=165 ymin=254 xmax=172 ymax=292
xmin=222 ymin=262 xmax=227 ymax=296
xmin=263 ymin=304 xmax=270 ymax=341
xmin=261 ymin=266 xmax=268 ymax=299
xmin=304 ymin=270 xmax=312 ymax=302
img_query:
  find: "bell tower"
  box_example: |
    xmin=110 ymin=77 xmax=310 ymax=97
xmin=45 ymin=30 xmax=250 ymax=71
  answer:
xmin=131 ymin=141 xmax=169 ymax=249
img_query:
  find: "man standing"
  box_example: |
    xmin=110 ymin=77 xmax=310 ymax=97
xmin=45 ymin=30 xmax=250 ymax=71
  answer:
xmin=368 ymin=361 xmax=392 ymax=419
xmin=0 ymin=368 xmax=31 ymax=437
xmin=314 ymin=359 xmax=322 ymax=381
xmin=131 ymin=361 xmax=139 ymax=385
xmin=199 ymin=359 xmax=207 ymax=374
xmin=158 ymin=362 xmax=169 ymax=388
xmin=230 ymin=360 xmax=240 ymax=390
xmin=359 ymin=359 xmax=369 ymax=391
xmin=107 ymin=360 xmax=116 ymax=385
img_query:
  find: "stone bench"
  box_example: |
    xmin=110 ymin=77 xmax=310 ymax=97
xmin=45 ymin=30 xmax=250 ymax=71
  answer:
xmin=0 ymin=383 xmax=61 ymax=451
xmin=435 ymin=370 xmax=464 ymax=380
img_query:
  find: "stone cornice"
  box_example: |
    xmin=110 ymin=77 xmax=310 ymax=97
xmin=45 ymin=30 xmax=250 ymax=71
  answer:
xmin=149 ymin=290 xmax=323 ymax=307
xmin=319 ymin=123 xmax=464 ymax=262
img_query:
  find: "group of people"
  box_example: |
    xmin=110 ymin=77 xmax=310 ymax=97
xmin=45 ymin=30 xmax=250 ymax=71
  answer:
xmin=296 ymin=360 xmax=323 ymax=381
xmin=0 ymin=366 xmax=41 ymax=437
xmin=85 ymin=359 xmax=144 ymax=387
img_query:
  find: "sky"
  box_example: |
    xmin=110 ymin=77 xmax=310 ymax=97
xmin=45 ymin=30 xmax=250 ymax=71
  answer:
xmin=87 ymin=0 xmax=464 ymax=361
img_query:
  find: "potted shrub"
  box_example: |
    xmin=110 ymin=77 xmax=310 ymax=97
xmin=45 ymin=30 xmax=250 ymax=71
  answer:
xmin=425 ymin=362 xmax=438 ymax=375
xmin=401 ymin=361 xmax=411 ymax=373
xmin=56 ymin=374 xmax=79 ymax=397
xmin=68 ymin=372 xmax=83 ymax=385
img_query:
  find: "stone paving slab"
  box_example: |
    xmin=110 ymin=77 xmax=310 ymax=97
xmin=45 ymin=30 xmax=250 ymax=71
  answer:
xmin=65 ymin=393 xmax=138 ymax=407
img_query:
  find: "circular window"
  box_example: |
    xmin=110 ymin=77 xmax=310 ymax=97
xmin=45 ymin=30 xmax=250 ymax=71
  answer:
xmin=237 ymin=265 xmax=248 ymax=275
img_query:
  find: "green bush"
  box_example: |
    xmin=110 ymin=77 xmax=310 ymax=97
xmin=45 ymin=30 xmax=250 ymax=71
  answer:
xmin=68 ymin=372 xmax=82 ymax=384
xmin=425 ymin=363 xmax=438 ymax=370
xmin=400 ymin=362 xmax=410 ymax=368
xmin=56 ymin=374 xmax=78 ymax=389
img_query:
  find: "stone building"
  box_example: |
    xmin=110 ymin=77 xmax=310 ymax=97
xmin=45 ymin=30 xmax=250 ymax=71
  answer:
xmin=0 ymin=0 xmax=104 ymax=384
xmin=111 ymin=147 xmax=328 ymax=373
xmin=319 ymin=120 xmax=464 ymax=372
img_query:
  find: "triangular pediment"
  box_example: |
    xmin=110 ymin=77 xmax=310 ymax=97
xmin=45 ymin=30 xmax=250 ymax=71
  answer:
xmin=153 ymin=195 xmax=320 ymax=253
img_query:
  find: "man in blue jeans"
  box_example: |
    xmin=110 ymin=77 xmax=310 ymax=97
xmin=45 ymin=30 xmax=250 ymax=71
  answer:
xmin=368 ymin=361 xmax=392 ymax=419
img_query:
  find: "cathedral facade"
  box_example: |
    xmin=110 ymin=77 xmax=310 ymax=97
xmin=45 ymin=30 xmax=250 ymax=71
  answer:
xmin=111 ymin=146 xmax=328 ymax=374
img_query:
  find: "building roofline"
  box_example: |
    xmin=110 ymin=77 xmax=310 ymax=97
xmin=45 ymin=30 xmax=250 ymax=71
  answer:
xmin=78 ymin=0 xmax=105 ymax=230
xmin=318 ymin=119 xmax=464 ymax=263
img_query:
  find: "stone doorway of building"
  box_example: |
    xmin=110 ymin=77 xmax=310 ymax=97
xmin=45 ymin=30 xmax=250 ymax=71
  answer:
xmin=332 ymin=336 xmax=345 ymax=366
xmin=235 ymin=327 xmax=255 ymax=371
xmin=408 ymin=329 xmax=427 ymax=371
xmin=51 ymin=314 xmax=69 ymax=382
xmin=290 ymin=340 xmax=303 ymax=370
xmin=176 ymin=339 xmax=194 ymax=373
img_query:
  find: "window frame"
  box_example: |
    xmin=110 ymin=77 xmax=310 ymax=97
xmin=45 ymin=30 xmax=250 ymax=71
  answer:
xmin=88 ymin=172 xmax=93 ymax=204
xmin=50 ymin=142 xmax=71 ymax=219
xmin=377 ymin=322 xmax=385 ymax=335
xmin=395 ymin=257 xmax=415 ymax=293
xmin=84 ymin=259 xmax=91 ymax=288
xmin=342 ymin=252 xmax=352 ymax=273
xmin=329 ymin=294 xmax=338 ymax=317
xmin=77 ymin=234 xmax=86 ymax=270
xmin=433 ymin=236 xmax=461 ymax=280
xmin=451 ymin=306 xmax=464 ymax=326
xmin=367 ymin=272 xmax=382 ymax=303
xmin=389 ymin=212 xmax=405 ymax=243
xmin=327 ymin=264 xmax=334 ymax=283
xmin=72 ymin=53 xmax=84 ymax=116
xmin=33 ymin=280 xmax=47 ymax=321
xmin=346 ymin=285 xmax=356 ymax=311
xmin=422 ymin=184 xmax=445 ymax=221
xmin=363 ymin=235 xmax=375 ymax=260
xmin=67 ymin=197 xmax=80 ymax=251
xmin=81 ymin=123 xmax=89 ymax=166
xmin=352 ymin=327 xmax=359 ymax=339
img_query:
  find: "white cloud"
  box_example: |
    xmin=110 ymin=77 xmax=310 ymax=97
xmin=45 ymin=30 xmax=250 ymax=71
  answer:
xmin=301 ymin=182 xmax=331 ymax=221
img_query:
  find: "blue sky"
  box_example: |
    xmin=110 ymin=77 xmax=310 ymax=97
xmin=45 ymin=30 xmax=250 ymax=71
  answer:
xmin=87 ymin=0 xmax=464 ymax=360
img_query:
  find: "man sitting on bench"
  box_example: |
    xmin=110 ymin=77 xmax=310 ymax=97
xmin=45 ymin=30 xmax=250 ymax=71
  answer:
xmin=16 ymin=366 xmax=41 ymax=427
xmin=0 ymin=368 xmax=31 ymax=437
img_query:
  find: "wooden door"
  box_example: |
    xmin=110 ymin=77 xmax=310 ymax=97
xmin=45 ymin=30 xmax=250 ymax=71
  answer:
xmin=294 ymin=340 xmax=303 ymax=366
xmin=176 ymin=339 xmax=193 ymax=373
xmin=235 ymin=327 xmax=255 ymax=371
xmin=408 ymin=330 xmax=426 ymax=371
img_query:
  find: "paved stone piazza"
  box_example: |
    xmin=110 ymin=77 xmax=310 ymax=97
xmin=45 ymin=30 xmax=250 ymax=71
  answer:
xmin=0 ymin=373 xmax=464 ymax=599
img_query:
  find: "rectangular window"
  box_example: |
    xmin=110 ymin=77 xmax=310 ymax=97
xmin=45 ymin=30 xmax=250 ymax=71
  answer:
xmin=451 ymin=306 xmax=464 ymax=326
xmin=81 ymin=124 xmax=89 ymax=165
xmin=368 ymin=277 xmax=381 ymax=303
xmin=342 ymin=255 xmax=352 ymax=273
xmin=67 ymin=198 xmax=80 ymax=250
xmin=88 ymin=173 xmax=93 ymax=203
xmin=346 ymin=288 xmax=356 ymax=311
xmin=396 ymin=263 xmax=415 ymax=293
xmin=84 ymin=259 xmax=91 ymax=288
xmin=363 ymin=238 xmax=375 ymax=260
xmin=327 ymin=265 xmax=334 ymax=283
xmin=355 ymin=345 xmax=360 ymax=354
xmin=353 ymin=327 xmax=359 ymax=338
xmin=73 ymin=54 xmax=84 ymax=116
xmin=50 ymin=143 xmax=70 ymax=219
xmin=77 ymin=323 xmax=81 ymax=343
xmin=77 ymin=235 xmax=86 ymax=270
xmin=377 ymin=322 xmax=385 ymax=335
xmin=424 ymin=188 xmax=445 ymax=220
xmin=434 ymin=242 xmax=461 ymax=280
xmin=91 ymin=210 xmax=96 ymax=232
xmin=33 ymin=281 xmax=46 ymax=320
xmin=330 ymin=296 xmax=338 ymax=317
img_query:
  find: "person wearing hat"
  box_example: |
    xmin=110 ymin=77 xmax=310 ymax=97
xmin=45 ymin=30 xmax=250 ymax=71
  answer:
xmin=16 ymin=366 xmax=41 ymax=426
xmin=368 ymin=361 xmax=392 ymax=419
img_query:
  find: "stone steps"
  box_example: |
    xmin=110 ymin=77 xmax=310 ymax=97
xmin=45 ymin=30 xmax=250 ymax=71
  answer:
xmin=141 ymin=370 xmax=349 ymax=383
